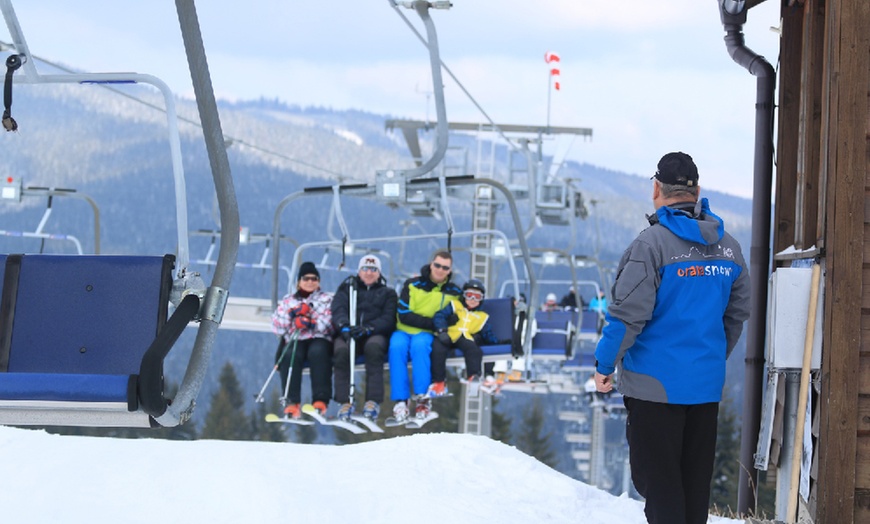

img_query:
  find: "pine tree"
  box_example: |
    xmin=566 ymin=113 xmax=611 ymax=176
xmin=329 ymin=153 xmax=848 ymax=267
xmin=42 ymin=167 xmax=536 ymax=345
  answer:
xmin=490 ymin=395 xmax=512 ymax=443
xmin=295 ymin=422 xmax=318 ymax=444
xmin=200 ymin=361 xmax=251 ymax=441
xmin=710 ymin=394 xmax=740 ymax=513
xmin=252 ymin=390 xmax=287 ymax=442
xmin=515 ymin=397 xmax=557 ymax=468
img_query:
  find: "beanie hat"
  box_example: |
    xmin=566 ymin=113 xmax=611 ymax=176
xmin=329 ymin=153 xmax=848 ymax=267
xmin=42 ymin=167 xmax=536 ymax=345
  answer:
xmin=298 ymin=261 xmax=319 ymax=281
xmin=358 ymin=254 xmax=382 ymax=272
xmin=653 ymin=152 xmax=699 ymax=187
xmin=546 ymin=293 xmax=557 ymax=302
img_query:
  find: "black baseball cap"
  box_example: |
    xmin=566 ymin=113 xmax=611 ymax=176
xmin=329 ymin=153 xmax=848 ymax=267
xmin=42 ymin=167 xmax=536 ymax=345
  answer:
xmin=653 ymin=152 xmax=699 ymax=187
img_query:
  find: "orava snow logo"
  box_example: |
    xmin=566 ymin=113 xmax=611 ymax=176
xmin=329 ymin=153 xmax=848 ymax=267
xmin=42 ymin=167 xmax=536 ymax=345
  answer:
xmin=675 ymin=264 xmax=734 ymax=278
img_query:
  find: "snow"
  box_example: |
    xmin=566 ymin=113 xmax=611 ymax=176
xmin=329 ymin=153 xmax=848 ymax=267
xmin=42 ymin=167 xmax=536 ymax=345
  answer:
xmin=0 ymin=426 xmax=743 ymax=524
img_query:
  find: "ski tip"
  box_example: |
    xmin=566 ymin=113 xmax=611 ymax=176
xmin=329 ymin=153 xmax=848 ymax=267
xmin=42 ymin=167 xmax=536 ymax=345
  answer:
xmin=265 ymin=413 xmax=281 ymax=422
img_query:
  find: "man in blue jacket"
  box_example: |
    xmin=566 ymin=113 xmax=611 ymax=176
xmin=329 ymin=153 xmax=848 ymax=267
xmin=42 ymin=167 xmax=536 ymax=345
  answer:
xmin=594 ymin=152 xmax=751 ymax=524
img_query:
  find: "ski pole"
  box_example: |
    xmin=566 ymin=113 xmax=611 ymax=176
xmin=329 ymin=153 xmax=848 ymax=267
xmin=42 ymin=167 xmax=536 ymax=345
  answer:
xmin=254 ymin=331 xmax=297 ymax=402
xmin=348 ymin=277 xmax=357 ymax=400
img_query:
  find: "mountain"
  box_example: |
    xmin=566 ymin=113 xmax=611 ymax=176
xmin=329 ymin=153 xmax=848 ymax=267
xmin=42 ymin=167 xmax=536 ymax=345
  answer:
xmin=0 ymin=80 xmax=753 ymax=483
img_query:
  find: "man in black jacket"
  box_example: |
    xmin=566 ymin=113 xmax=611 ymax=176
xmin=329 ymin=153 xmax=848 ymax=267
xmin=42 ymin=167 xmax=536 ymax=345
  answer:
xmin=331 ymin=255 xmax=397 ymax=422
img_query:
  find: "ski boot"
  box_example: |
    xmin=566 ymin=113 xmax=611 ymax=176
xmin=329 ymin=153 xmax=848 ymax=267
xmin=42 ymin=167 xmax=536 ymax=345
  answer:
xmin=385 ymin=401 xmax=410 ymax=427
xmin=337 ymin=402 xmax=354 ymax=421
xmin=284 ymin=403 xmax=302 ymax=419
xmin=414 ymin=396 xmax=431 ymax=420
xmin=426 ymin=381 xmax=449 ymax=398
xmin=362 ymin=400 xmax=380 ymax=420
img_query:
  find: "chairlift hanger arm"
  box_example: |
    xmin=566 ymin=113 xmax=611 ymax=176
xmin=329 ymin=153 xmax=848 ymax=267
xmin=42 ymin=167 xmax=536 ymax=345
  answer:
xmin=158 ymin=0 xmax=238 ymax=428
xmin=387 ymin=0 xmax=449 ymax=179
xmin=13 ymin=186 xmax=101 ymax=253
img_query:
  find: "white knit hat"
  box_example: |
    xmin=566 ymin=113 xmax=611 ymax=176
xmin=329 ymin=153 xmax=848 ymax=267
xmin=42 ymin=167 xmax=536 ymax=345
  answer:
xmin=358 ymin=254 xmax=382 ymax=272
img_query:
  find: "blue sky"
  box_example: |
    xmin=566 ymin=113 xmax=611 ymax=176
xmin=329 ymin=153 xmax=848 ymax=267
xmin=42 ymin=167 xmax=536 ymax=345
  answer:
xmin=3 ymin=1 xmax=781 ymax=198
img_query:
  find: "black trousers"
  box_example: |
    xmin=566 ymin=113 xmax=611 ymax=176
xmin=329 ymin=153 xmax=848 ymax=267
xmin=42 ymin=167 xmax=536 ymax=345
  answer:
xmin=277 ymin=337 xmax=332 ymax=405
xmin=430 ymin=336 xmax=483 ymax=383
xmin=332 ymin=334 xmax=386 ymax=404
xmin=623 ymin=397 xmax=719 ymax=524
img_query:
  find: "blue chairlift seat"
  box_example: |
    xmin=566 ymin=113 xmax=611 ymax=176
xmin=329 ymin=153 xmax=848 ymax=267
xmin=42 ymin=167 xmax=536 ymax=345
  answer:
xmin=562 ymin=351 xmax=596 ymax=370
xmin=578 ymin=309 xmax=603 ymax=340
xmin=0 ymin=254 xmax=199 ymax=427
xmin=531 ymin=309 xmax=576 ymax=359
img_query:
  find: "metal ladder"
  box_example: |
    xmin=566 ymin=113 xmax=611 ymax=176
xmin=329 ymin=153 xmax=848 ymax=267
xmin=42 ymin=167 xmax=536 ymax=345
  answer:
xmin=459 ymin=184 xmax=498 ymax=435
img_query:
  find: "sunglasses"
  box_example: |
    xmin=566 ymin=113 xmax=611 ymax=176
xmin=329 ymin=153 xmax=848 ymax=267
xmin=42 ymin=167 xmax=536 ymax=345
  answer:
xmin=300 ymin=275 xmax=319 ymax=282
xmin=360 ymin=266 xmax=379 ymax=273
xmin=432 ymin=262 xmax=451 ymax=271
xmin=464 ymin=291 xmax=483 ymax=301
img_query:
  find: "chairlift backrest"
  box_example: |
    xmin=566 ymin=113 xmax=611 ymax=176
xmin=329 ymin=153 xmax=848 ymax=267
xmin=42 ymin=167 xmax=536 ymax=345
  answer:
xmin=0 ymin=254 xmax=194 ymax=427
xmin=2 ymin=255 xmax=172 ymax=374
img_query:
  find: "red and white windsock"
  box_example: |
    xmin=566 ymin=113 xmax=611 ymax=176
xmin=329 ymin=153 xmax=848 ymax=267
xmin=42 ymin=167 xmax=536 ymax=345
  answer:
xmin=545 ymin=52 xmax=561 ymax=90
xmin=550 ymin=68 xmax=561 ymax=91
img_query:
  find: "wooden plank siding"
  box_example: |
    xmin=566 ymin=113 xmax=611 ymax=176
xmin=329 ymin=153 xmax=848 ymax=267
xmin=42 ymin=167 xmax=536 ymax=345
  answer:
xmin=814 ymin=0 xmax=870 ymax=521
xmin=797 ymin=0 xmax=825 ymax=251
xmin=774 ymin=4 xmax=803 ymax=256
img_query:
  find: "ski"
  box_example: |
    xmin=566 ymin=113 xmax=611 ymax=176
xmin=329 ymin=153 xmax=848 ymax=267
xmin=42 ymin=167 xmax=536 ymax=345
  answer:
xmin=301 ymin=404 xmax=366 ymax=434
xmin=265 ymin=413 xmax=315 ymax=426
xmin=384 ymin=416 xmax=409 ymax=428
xmin=350 ymin=415 xmax=384 ymax=433
xmin=405 ymin=411 xmax=439 ymax=429
xmin=459 ymin=377 xmax=502 ymax=396
xmin=425 ymin=391 xmax=453 ymax=399
xmin=479 ymin=382 xmax=503 ymax=396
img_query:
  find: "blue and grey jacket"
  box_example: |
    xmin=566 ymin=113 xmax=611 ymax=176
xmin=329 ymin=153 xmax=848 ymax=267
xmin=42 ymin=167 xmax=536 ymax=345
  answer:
xmin=594 ymin=198 xmax=751 ymax=404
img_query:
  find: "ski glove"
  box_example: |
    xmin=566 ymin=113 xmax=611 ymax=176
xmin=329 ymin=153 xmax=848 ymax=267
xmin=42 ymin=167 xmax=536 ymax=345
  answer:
xmin=340 ymin=325 xmax=351 ymax=342
xmin=350 ymin=325 xmax=373 ymax=339
xmin=294 ymin=315 xmax=315 ymax=331
xmin=288 ymin=302 xmax=311 ymax=319
xmin=436 ymin=329 xmax=452 ymax=346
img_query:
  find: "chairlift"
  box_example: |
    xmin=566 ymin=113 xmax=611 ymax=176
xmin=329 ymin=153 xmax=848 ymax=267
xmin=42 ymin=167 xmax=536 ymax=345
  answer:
xmin=0 ymin=180 xmax=100 ymax=254
xmin=0 ymin=0 xmax=238 ymax=428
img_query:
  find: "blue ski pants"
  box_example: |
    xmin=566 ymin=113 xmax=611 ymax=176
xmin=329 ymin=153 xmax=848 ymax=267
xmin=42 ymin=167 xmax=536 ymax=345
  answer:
xmin=388 ymin=330 xmax=433 ymax=400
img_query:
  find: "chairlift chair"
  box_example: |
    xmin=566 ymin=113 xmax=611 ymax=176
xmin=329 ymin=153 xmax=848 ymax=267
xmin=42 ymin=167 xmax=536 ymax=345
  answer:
xmin=0 ymin=0 xmax=238 ymax=428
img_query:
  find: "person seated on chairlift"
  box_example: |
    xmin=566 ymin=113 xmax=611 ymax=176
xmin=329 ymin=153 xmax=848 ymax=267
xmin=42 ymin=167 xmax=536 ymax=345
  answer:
xmin=331 ymin=254 xmax=397 ymax=422
xmin=542 ymin=292 xmax=560 ymax=312
xmin=428 ymin=279 xmax=502 ymax=396
xmin=271 ymin=261 xmax=334 ymax=419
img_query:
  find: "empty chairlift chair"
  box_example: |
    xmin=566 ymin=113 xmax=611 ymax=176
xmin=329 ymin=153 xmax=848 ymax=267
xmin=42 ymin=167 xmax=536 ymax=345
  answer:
xmin=531 ymin=309 xmax=577 ymax=359
xmin=0 ymin=0 xmax=238 ymax=428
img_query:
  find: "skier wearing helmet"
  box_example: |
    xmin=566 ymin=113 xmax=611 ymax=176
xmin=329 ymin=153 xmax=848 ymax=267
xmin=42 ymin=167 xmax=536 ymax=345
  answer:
xmin=427 ymin=279 xmax=500 ymax=396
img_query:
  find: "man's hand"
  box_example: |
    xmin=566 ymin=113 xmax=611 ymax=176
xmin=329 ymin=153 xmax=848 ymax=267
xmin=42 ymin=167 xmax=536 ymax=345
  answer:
xmin=350 ymin=325 xmax=373 ymax=339
xmin=594 ymin=371 xmax=613 ymax=393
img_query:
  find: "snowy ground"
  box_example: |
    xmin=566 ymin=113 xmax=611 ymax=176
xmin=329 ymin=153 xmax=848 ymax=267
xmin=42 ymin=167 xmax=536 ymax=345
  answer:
xmin=0 ymin=426 xmax=743 ymax=524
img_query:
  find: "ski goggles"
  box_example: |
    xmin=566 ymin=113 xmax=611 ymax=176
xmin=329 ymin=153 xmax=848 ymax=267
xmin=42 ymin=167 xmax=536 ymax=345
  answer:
xmin=360 ymin=266 xmax=379 ymax=273
xmin=463 ymin=290 xmax=484 ymax=301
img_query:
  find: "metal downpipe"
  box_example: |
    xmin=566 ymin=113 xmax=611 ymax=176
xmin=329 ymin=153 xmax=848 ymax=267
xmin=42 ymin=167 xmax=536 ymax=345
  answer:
xmin=720 ymin=0 xmax=776 ymax=515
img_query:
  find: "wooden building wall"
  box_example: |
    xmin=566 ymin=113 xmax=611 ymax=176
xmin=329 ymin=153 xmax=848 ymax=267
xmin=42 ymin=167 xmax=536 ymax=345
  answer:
xmin=772 ymin=0 xmax=870 ymax=522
